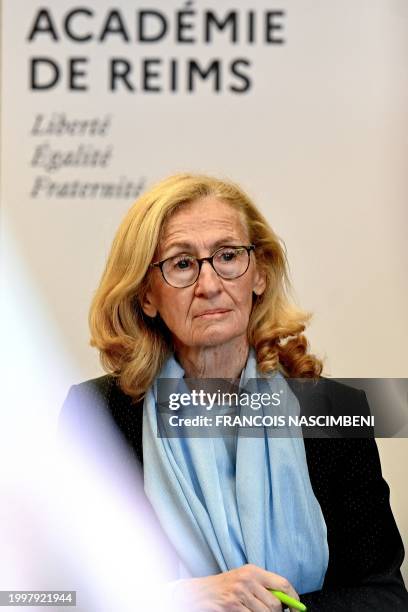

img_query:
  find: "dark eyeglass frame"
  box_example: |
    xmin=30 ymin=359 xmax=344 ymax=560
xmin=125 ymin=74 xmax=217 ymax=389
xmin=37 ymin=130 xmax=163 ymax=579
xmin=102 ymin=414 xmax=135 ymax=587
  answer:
xmin=150 ymin=244 xmax=256 ymax=288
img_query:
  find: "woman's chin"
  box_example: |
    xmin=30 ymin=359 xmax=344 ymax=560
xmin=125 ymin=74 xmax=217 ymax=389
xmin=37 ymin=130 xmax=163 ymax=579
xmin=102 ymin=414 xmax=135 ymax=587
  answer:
xmin=194 ymin=327 xmax=243 ymax=348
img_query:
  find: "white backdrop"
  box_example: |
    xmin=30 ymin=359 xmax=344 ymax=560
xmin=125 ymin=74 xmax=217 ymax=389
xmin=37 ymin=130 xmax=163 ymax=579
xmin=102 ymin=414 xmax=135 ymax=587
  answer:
xmin=1 ymin=0 xmax=407 ymax=583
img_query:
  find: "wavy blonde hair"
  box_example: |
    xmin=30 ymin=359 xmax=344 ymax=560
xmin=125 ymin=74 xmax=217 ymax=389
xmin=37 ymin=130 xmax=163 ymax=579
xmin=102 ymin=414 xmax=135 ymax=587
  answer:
xmin=89 ymin=173 xmax=323 ymax=402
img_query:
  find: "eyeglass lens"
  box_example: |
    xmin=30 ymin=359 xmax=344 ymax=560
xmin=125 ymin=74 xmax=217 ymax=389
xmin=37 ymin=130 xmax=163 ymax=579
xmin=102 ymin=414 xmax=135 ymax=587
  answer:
xmin=162 ymin=247 xmax=250 ymax=288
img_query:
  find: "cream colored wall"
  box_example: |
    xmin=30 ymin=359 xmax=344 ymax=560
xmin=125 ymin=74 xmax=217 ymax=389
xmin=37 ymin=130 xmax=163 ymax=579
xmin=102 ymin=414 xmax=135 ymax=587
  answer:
xmin=1 ymin=0 xmax=407 ymax=585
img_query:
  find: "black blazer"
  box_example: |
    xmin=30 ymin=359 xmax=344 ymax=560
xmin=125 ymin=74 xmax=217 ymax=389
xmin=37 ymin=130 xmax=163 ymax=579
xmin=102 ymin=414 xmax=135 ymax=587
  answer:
xmin=60 ymin=374 xmax=408 ymax=611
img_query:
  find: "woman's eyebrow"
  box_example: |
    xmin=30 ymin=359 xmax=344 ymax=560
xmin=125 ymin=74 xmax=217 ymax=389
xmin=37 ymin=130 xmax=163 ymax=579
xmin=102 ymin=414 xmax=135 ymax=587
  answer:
xmin=161 ymin=241 xmax=194 ymax=253
xmin=161 ymin=237 xmax=242 ymax=254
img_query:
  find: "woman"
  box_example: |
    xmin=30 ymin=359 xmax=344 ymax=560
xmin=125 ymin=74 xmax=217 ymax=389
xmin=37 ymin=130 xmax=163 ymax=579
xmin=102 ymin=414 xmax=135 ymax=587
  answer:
xmin=61 ymin=173 xmax=408 ymax=611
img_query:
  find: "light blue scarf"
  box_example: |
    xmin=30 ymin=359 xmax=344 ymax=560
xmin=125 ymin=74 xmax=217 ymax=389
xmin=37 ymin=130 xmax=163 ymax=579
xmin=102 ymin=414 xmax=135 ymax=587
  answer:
xmin=143 ymin=348 xmax=329 ymax=594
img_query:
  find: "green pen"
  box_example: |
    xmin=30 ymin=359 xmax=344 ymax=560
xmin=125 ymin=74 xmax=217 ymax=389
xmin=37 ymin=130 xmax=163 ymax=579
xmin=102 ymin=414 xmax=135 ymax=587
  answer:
xmin=268 ymin=589 xmax=307 ymax=611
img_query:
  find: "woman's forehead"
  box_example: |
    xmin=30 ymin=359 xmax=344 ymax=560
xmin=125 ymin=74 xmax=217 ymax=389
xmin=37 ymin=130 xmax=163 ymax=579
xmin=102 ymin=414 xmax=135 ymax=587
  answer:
xmin=160 ymin=198 xmax=249 ymax=248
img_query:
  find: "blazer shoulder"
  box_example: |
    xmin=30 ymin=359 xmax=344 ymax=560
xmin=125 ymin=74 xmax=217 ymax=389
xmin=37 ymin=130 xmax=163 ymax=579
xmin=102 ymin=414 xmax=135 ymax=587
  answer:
xmin=318 ymin=376 xmax=371 ymax=417
xmin=70 ymin=373 xmax=117 ymax=398
xmin=318 ymin=375 xmax=365 ymax=396
xmin=67 ymin=373 xmax=137 ymax=407
xmin=60 ymin=373 xmax=138 ymax=432
xmin=290 ymin=375 xmax=368 ymax=411
xmin=298 ymin=375 xmax=365 ymax=396
xmin=60 ymin=373 xmax=143 ymax=454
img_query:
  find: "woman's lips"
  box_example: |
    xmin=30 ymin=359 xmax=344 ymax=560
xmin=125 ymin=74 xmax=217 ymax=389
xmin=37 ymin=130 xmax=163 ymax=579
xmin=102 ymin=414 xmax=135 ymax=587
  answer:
xmin=195 ymin=309 xmax=231 ymax=318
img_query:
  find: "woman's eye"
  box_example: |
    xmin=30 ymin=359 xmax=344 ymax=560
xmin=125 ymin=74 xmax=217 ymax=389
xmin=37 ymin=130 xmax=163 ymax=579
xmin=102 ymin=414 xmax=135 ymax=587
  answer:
xmin=174 ymin=257 xmax=193 ymax=270
xmin=220 ymin=250 xmax=237 ymax=261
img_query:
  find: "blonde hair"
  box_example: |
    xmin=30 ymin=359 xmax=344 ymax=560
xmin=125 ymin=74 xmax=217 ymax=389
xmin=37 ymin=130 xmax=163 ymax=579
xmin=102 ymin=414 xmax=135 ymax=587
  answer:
xmin=89 ymin=173 xmax=323 ymax=402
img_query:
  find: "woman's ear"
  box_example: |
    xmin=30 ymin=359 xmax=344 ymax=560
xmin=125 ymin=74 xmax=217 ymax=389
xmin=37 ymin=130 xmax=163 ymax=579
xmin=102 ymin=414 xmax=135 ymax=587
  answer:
xmin=253 ymin=266 xmax=267 ymax=296
xmin=141 ymin=289 xmax=158 ymax=318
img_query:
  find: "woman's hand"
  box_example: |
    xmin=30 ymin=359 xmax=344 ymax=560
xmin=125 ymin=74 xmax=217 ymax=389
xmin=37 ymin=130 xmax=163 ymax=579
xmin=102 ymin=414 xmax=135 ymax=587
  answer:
xmin=172 ymin=563 xmax=300 ymax=611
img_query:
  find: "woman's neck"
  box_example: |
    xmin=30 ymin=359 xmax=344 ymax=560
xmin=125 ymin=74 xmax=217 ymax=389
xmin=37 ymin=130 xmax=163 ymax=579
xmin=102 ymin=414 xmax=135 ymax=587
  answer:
xmin=175 ymin=335 xmax=250 ymax=379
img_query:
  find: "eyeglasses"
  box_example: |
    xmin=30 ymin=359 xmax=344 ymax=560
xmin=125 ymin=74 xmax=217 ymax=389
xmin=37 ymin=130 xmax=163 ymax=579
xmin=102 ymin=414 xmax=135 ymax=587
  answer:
xmin=150 ymin=245 xmax=256 ymax=288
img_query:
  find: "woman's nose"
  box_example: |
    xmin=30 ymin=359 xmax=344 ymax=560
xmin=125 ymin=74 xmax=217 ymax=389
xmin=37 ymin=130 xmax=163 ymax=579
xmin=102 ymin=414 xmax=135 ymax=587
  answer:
xmin=194 ymin=260 xmax=223 ymax=296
